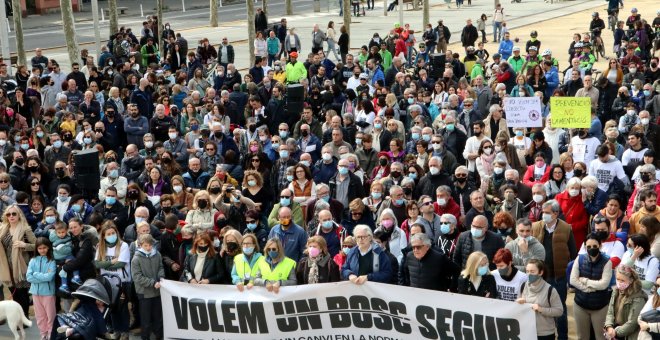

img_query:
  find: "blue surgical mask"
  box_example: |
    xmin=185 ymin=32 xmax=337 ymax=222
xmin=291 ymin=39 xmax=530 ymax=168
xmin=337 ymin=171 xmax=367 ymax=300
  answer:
xmin=411 ymin=132 xmax=420 ymax=140
xmin=407 ymin=98 xmax=414 ymax=104
xmin=53 ymin=140 xmax=63 ymax=149
xmin=321 ymin=220 xmax=334 ymax=229
xmin=246 ymin=222 xmax=257 ymax=230
xmin=338 ymin=167 xmax=349 ymax=175
xmin=644 ymin=90 xmax=651 ymax=97
xmin=477 ymin=265 xmax=489 ymax=276
xmin=243 ymin=246 xmax=254 ymax=255
xmin=440 ymin=223 xmax=451 ymax=234
xmin=280 ymin=150 xmax=289 ymax=158
xmin=526 ymin=236 xmax=533 ymax=242
xmin=105 ymin=234 xmax=118 ymax=244
xmin=72 ymin=204 xmax=81 ymax=212
xmin=109 ymin=169 xmax=119 ymax=178
xmin=395 ymin=198 xmax=405 ymax=206
xmin=191 ymin=124 xmax=199 ymax=131
xmin=83 ymin=137 xmax=92 ymax=145
xmin=106 ymin=197 xmax=117 ymax=205
xmin=515 ymin=130 xmax=523 ymax=137
xmin=58 ymin=195 xmax=68 ymax=202
xmin=422 ymin=134 xmax=431 ymax=142
xmin=268 ymin=250 xmax=279 ymax=258
xmin=470 ymin=227 xmax=483 ymax=238
xmin=374 ymin=123 xmax=382 ymax=129
xmin=286 ymin=175 xmax=294 ymax=182
xmin=446 ymin=123 xmax=455 ymax=132
xmin=355 ymin=138 xmax=362 ymax=145
xmin=45 ymin=216 xmax=56 ymax=224
xmin=271 ymin=142 xmax=280 ymax=149
xmin=371 ymin=192 xmax=382 ymax=199
xmin=20 ymin=143 xmax=29 ymax=150
xmin=342 ymin=247 xmax=351 ymax=255
xmin=300 ymin=160 xmax=310 ymax=167
xmin=408 ymin=172 xmax=417 ymax=180
xmin=36 ymin=131 xmax=44 ymax=138
xmin=320 ymin=195 xmax=330 ymax=202
xmin=280 ymin=198 xmax=291 ymax=206
xmin=135 ymin=217 xmax=145 ymax=225
xmin=247 ymin=180 xmax=257 ymax=187
xmin=279 ymin=131 xmax=288 ymax=139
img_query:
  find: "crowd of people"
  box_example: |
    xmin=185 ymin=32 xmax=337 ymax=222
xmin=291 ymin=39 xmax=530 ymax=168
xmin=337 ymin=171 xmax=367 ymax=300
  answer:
xmin=0 ymin=3 xmax=658 ymax=340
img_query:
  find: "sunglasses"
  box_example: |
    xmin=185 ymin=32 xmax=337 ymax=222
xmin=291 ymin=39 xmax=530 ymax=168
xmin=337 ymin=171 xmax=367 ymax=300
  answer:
xmin=5 ymin=212 xmax=18 ymax=217
xmin=421 ymin=201 xmax=433 ymax=206
xmin=245 ymin=219 xmax=256 ymax=223
xmin=266 ymin=248 xmax=278 ymax=252
xmin=351 ymin=211 xmax=363 ymax=216
xmin=0 ymin=180 xmax=7 ymax=184
xmin=31 ymin=182 xmax=40 ymax=186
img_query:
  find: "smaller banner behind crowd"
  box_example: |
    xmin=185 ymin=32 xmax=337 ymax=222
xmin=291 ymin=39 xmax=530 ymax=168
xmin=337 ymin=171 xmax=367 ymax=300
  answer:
xmin=160 ymin=280 xmax=537 ymax=340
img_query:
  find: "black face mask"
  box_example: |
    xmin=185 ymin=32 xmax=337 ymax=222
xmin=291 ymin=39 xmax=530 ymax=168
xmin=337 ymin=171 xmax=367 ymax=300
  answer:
xmin=214 ymin=131 xmax=223 ymax=138
xmin=301 ymin=130 xmax=309 ymax=137
xmin=127 ymin=190 xmax=139 ymax=199
xmin=14 ymin=158 xmax=24 ymax=166
xmin=227 ymin=242 xmax=239 ymax=252
xmin=161 ymin=158 xmax=172 ymax=163
xmin=379 ymin=159 xmax=388 ymax=166
xmin=197 ymin=245 xmax=209 ymax=253
xmin=403 ymin=187 xmax=412 ymax=195
xmin=249 ymin=125 xmax=256 ymax=132
xmin=197 ymin=200 xmax=208 ymax=209
xmin=505 ymin=179 xmax=516 ymax=186
xmin=28 ymin=166 xmax=39 ymax=173
xmin=641 ymin=173 xmax=652 ymax=183
xmin=209 ymin=187 xmax=221 ymax=194
xmin=455 ymin=176 xmax=467 ymax=183
xmin=161 ymin=206 xmax=172 ymax=213
xmin=587 ymin=247 xmax=600 ymax=257
xmin=56 ymin=168 xmax=65 ymax=178
xmin=596 ymin=231 xmax=609 ymax=242
xmin=573 ymin=169 xmax=584 ymax=177
xmin=390 ymin=171 xmax=401 ymax=178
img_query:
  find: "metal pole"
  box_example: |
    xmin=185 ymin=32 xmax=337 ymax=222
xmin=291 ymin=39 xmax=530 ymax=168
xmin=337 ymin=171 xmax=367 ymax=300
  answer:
xmin=0 ymin=1 xmax=11 ymax=74
xmin=101 ymin=9 xmax=105 ymax=21
xmin=140 ymin=4 xmax=144 ymax=17
xmin=181 ymin=0 xmax=186 ymax=12
xmin=91 ymin=0 xmax=101 ymax=58
xmin=398 ymin=0 xmax=403 ymax=25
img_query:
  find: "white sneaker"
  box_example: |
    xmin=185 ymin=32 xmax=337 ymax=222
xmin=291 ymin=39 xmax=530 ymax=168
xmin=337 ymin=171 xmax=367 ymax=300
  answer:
xmin=57 ymin=326 xmax=68 ymax=334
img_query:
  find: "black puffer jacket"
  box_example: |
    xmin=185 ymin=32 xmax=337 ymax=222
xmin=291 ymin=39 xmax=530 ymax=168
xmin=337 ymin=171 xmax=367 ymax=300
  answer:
xmin=452 ymin=230 xmax=505 ymax=270
xmin=402 ymin=248 xmax=458 ymax=291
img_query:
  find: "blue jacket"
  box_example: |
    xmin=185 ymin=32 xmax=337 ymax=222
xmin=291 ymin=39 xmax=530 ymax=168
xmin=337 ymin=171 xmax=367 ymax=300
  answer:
xmin=371 ymin=68 xmax=385 ymax=86
xmin=544 ymin=66 xmax=559 ymax=99
xmin=63 ymin=202 xmax=95 ymax=224
xmin=182 ymin=171 xmax=211 ymax=190
xmin=129 ymin=89 xmax=153 ymax=119
xmin=584 ymin=188 xmax=608 ymax=216
xmin=27 ymin=255 xmax=57 ymax=296
xmin=124 ymin=115 xmax=149 ymax=147
xmin=313 ymin=159 xmax=339 ymax=184
xmin=341 ymin=243 xmax=393 ymax=283
xmin=297 ymin=135 xmax=322 ymax=163
xmin=268 ymin=223 xmax=308 ymax=262
xmin=498 ymin=39 xmax=514 ymax=60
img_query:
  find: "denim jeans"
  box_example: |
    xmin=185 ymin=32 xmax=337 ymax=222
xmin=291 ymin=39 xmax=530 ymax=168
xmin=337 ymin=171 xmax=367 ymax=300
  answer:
xmin=547 ymin=276 xmax=568 ymax=340
xmin=493 ymin=22 xmax=502 ymax=42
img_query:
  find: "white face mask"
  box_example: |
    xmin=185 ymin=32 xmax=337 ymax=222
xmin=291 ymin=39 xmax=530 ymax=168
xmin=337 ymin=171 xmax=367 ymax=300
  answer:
xmin=569 ymin=189 xmax=580 ymax=197
xmin=533 ymin=194 xmax=544 ymax=203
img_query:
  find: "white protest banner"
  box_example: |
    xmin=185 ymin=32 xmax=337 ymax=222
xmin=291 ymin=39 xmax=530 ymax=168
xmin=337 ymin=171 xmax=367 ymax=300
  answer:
xmin=160 ymin=279 xmax=537 ymax=339
xmin=503 ymin=97 xmax=543 ymax=128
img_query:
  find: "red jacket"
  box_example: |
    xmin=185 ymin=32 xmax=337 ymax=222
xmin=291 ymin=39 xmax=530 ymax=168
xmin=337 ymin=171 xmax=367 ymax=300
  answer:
xmin=555 ymin=191 xmax=589 ymax=249
xmin=394 ymin=39 xmax=407 ymax=57
xmin=523 ymin=164 xmax=551 ymax=187
xmin=434 ymin=197 xmax=461 ymax=223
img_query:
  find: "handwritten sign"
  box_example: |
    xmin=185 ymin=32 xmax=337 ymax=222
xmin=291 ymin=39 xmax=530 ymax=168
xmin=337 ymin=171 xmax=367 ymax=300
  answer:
xmin=503 ymin=97 xmax=543 ymax=128
xmin=550 ymin=97 xmax=591 ymax=128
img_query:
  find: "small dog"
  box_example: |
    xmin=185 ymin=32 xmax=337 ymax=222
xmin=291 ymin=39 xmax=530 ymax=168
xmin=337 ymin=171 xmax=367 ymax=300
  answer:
xmin=0 ymin=300 xmax=32 ymax=339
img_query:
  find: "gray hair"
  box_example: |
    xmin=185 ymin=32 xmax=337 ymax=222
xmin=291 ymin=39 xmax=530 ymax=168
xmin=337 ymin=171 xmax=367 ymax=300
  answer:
xmin=409 ymin=104 xmax=422 ymax=112
xmin=542 ymin=200 xmax=561 ymax=213
xmin=440 ymin=213 xmax=457 ymax=226
xmin=390 ymin=185 xmax=403 ymax=195
xmin=135 ymin=206 xmax=150 ymax=217
xmin=314 ymin=199 xmax=330 ymax=213
xmin=401 ymin=177 xmax=415 ymax=187
xmin=316 ymin=183 xmax=330 ymax=192
xmin=410 ymin=232 xmax=432 ymax=246
xmin=353 ymin=224 xmax=373 ymax=237
xmin=567 ymin=177 xmax=582 ymax=188
xmin=640 ymin=164 xmax=656 ymax=174
xmin=580 ymin=175 xmax=598 ymax=189
xmin=436 ymin=185 xmax=452 ymax=195
xmin=489 ymin=104 xmax=502 ymax=114
xmin=429 ymin=156 xmax=442 ymax=166
xmin=505 ymin=169 xmax=519 ymax=180
xmin=343 ymin=112 xmax=355 ymax=123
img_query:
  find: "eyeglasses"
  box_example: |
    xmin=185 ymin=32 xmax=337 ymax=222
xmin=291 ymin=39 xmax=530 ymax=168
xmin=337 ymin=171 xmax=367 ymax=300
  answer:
xmin=280 ymin=196 xmax=291 ymax=199
xmin=245 ymin=219 xmax=256 ymax=223
xmin=5 ymin=212 xmax=18 ymax=217
xmin=266 ymin=248 xmax=278 ymax=252
xmin=206 ymin=148 xmax=215 ymax=151
xmin=251 ymin=159 xmax=260 ymax=162
xmin=455 ymin=173 xmax=467 ymax=178
xmin=421 ymin=201 xmax=433 ymax=206
xmin=356 ymin=235 xmax=370 ymax=240
xmin=31 ymin=182 xmax=40 ymax=186
xmin=411 ymin=245 xmax=425 ymax=250
xmin=351 ymin=211 xmax=363 ymax=216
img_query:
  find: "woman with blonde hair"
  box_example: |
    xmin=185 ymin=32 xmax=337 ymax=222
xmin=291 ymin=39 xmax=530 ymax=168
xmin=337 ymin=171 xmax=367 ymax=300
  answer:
xmin=605 ymin=264 xmax=647 ymax=340
xmin=253 ymin=238 xmax=297 ymax=293
xmin=296 ymin=236 xmax=340 ymax=284
xmin=458 ymin=251 xmax=497 ymax=298
xmin=184 ymin=190 xmax=216 ymax=232
xmin=94 ymin=221 xmax=131 ymax=338
xmin=603 ymin=58 xmax=624 ymax=86
xmin=232 ymin=233 xmax=262 ymax=290
xmin=0 ymin=204 xmax=37 ymax=315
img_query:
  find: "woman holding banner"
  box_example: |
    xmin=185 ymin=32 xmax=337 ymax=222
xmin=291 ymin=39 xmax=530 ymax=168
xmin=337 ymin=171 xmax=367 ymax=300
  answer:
xmin=296 ymin=236 xmax=341 ymax=284
xmin=457 ymin=251 xmax=498 ymax=299
xmin=253 ymin=238 xmax=297 ymax=293
xmin=516 ymin=259 xmax=563 ymax=340
xmin=232 ymin=234 xmax=263 ymax=291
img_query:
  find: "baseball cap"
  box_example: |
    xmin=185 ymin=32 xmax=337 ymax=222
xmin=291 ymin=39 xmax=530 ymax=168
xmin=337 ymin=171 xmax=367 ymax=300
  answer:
xmin=529 ymin=46 xmax=538 ymax=51
xmin=289 ymin=51 xmax=298 ymax=58
xmin=513 ymin=46 xmax=521 ymax=52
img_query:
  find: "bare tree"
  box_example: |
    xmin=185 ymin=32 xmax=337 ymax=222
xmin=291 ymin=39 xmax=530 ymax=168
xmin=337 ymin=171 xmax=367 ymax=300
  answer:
xmin=61 ymin=0 xmax=80 ymax=66
xmin=342 ymin=0 xmax=351 ymax=36
xmin=109 ymin=0 xmax=118 ymax=36
xmin=286 ymin=0 xmax=292 ymax=15
xmin=423 ymin=0 xmax=429 ymax=27
xmin=210 ymin=0 xmax=218 ymax=27
xmin=247 ymin=0 xmax=255 ymax=64
xmin=11 ymin=0 xmax=25 ymax=66
xmin=157 ymin=0 xmax=163 ymax=51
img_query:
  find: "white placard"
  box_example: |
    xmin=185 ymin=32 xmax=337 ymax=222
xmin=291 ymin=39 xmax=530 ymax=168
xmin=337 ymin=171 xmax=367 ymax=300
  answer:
xmin=504 ymin=97 xmax=543 ymax=128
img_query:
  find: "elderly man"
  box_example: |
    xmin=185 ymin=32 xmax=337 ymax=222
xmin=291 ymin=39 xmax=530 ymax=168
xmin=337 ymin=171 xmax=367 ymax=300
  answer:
xmin=329 ymin=158 xmax=365 ymax=211
xmin=93 ymin=186 xmax=129 ymax=232
xmin=268 ymin=188 xmax=305 ymax=228
xmin=120 ymin=144 xmax=145 ymax=184
xmin=505 ymin=218 xmax=546 ymax=271
xmin=297 ymin=123 xmax=322 ymax=163
xmin=532 ymin=200 xmax=576 ymax=340
xmin=433 ymin=185 xmax=461 ymax=223
xmin=505 ymin=169 xmax=533 ymax=205
xmin=164 ymin=126 xmax=189 ymax=169
xmin=308 ymin=209 xmax=345 ymax=257
xmin=99 ymin=162 xmax=128 ymax=203
xmin=43 ymin=133 xmax=71 ymax=173
xmin=324 ymin=128 xmax=353 ymax=158
xmin=415 ymin=195 xmax=444 ymax=242
xmin=123 ymin=206 xmax=161 ymax=243
xmin=342 ymin=224 xmax=393 ymax=284
xmin=183 ymin=157 xmax=210 ymax=192
xmin=415 ymin=156 xmax=454 ymax=199
xmin=401 ymin=233 xmax=458 ymax=291
xmin=436 ymin=213 xmax=461 ymax=257
xmin=575 ymin=75 xmax=599 ymax=110
xmin=268 ymin=206 xmax=308 ymax=262
xmin=453 ymin=215 xmax=504 ymax=269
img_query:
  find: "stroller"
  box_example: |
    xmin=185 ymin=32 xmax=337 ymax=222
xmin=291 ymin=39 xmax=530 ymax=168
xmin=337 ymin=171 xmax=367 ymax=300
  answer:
xmin=54 ymin=273 xmax=122 ymax=340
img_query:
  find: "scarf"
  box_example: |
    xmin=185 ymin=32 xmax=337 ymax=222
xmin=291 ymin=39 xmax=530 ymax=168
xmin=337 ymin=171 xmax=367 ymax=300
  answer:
xmin=307 ymin=255 xmax=320 ymax=284
xmin=0 ymin=222 xmax=29 ymax=286
xmin=480 ymin=152 xmax=496 ymax=174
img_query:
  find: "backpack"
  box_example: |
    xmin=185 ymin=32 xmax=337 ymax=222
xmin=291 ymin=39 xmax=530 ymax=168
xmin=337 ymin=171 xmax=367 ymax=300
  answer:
xmin=113 ymin=40 xmax=126 ymax=57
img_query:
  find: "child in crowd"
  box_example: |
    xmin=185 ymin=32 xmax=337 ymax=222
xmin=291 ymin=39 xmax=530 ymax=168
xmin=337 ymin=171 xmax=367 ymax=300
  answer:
xmin=26 ymin=237 xmax=57 ymax=340
xmin=50 ymin=222 xmax=81 ymax=294
xmin=131 ymin=234 xmax=164 ymax=340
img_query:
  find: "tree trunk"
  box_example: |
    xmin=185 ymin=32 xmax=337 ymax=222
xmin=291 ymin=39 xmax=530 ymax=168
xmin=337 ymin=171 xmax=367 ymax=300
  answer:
xmin=413 ymin=0 xmax=418 ymax=11
xmin=285 ymin=0 xmax=292 ymax=15
xmin=342 ymin=0 xmax=350 ymax=36
xmin=155 ymin=0 xmax=163 ymax=30
xmin=109 ymin=0 xmax=118 ymax=36
xmin=423 ymin=0 xmax=429 ymax=27
xmin=11 ymin=0 xmax=25 ymax=66
xmin=210 ymin=0 xmax=218 ymax=27
xmin=262 ymin=0 xmax=267 ymax=16
xmin=61 ymin=0 xmax=80 ymax=67
xmin=246 ymin=0 xmax=255 ymax=64
xmin=383 ymin=0 xmax=387 ymax=16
